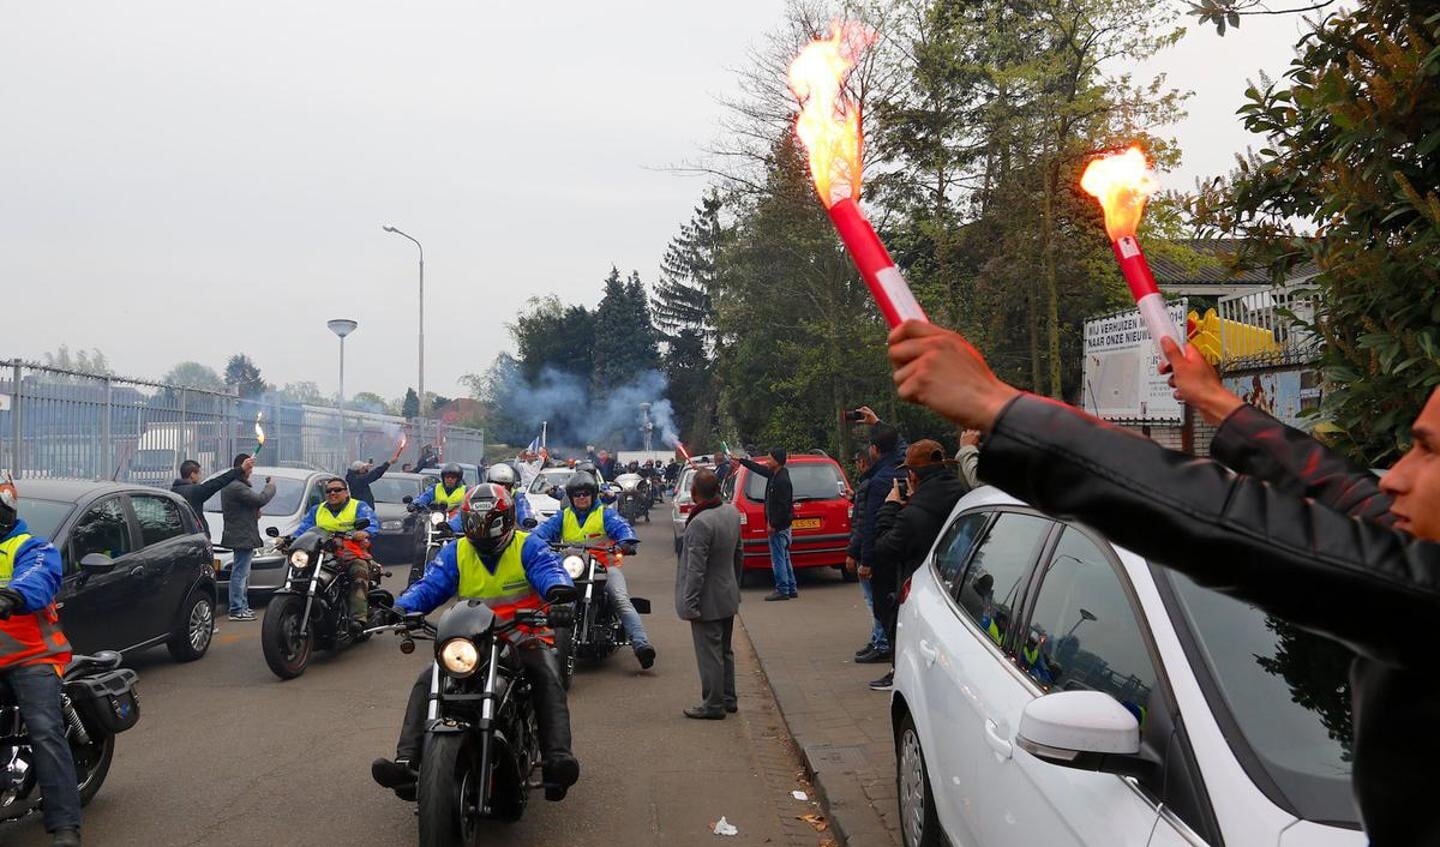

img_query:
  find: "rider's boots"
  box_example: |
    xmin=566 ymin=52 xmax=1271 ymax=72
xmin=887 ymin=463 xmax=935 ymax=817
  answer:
xmin=519 ymin=642 xmax=579 ymax=800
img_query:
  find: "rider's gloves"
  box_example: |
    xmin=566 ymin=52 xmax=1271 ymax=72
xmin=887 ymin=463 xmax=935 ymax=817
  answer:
xmin=619 ymin=541 xmax=639 ymax=556
xmin=0 ymin=589 xmax=21 ymax=620
xmin=546 ymin=584 xmax=579 ymax=604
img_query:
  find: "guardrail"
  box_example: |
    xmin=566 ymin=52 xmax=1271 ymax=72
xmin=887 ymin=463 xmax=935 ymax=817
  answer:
xmin=1215 ymin=278 xmax=1322 ymax=370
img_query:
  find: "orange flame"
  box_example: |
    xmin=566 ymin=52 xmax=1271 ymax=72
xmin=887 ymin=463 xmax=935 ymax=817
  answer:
xmin=1080 ymin=146 xmax=1159 ymax=240
xmin=398 ymin=432 xmax=408 ymax=451
xmin=788 ymin=23 xmax=872 ymax=207
xmin=254 ymin=412 xmax=266 ymax=445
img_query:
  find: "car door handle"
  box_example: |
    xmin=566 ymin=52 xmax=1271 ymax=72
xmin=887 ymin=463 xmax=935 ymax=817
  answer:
xmin=983 ymin=719 xmax=1013 ymax=759
xmin=918 ymin=639 xmax=939 ymax=666
xmin=128 ymin=566 xmax=146 ymax=579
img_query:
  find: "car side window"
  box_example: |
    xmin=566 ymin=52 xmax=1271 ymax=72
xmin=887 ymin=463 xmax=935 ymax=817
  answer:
xmin=931 ymin=512 xmax=989 ymax=593
xmin=953 ymin=513 xmax=1052 ymax=648
xmin=132 ymin=495 xmax=186 ymax=547
xmin=69 ymin=498 xmax=133 ymax=568
xmin=1021 ymin=527 xmax=1158 ymax=730
xmin=721 ymin=472 xmax=736 ymax=502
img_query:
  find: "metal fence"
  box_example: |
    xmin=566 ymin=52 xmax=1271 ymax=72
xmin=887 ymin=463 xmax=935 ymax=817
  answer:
xmin=0 ymin=359 xmax=484 ymax=483
xmin=1216 ymin=277 xmax=1323 ymax=371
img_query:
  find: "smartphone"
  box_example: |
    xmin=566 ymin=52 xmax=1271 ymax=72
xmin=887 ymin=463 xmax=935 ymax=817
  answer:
xmin=897 ymin=479 xmax=909 ymax=499
xmin=843 ymin=409 xmax=863 ymax=423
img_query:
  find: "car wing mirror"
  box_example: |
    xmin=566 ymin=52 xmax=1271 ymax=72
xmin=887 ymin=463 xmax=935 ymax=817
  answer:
xmin=79 ymin=553 xmax=117 ymax=574
xmin=265 ymin=526 xmax=281 ymax=538
xmin=1015 ymin=691 xmax=1154 ymax=780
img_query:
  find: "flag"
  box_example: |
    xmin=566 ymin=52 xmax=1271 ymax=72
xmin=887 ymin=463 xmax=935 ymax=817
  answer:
xmin=526 ymin=435 xmax=540 ymax=454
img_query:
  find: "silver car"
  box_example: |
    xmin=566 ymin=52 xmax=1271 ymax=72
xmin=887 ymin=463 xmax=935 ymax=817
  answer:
xmin=201 ymin=466 xmax=332 ymax=596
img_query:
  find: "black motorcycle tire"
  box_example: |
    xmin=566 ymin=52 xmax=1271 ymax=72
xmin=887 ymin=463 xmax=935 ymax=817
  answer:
xmin=261 ymin=595 xmax=313 ymax=680
xmin=553 ymin=625 xmax=576 ymax=691
xmin=73 ymin=731 xmax=115 ymax=807
xmin=418 ymin=733 xmax=481 ymax=847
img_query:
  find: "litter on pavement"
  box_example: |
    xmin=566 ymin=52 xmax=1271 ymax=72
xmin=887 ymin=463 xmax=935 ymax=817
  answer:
xmin=712 ymin=817 xmax=739 ymax=836
xmin=792 ymin=790 xmax=809 ymax=801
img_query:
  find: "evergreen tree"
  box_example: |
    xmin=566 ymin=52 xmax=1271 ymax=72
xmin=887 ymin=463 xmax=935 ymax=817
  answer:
xmin=401 ymin=388 xmax=420 ymax=419
xmin=592 ymin=268 xmax=660 ymax=391
xmin=224 ymin=354 xmax=267 ymax=398
xmin=654 ymin=190 xmax=727 ymax=346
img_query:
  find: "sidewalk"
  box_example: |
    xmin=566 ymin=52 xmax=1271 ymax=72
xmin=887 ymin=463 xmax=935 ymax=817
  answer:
xmin=739 ymin=569 xmax=902 ymax=846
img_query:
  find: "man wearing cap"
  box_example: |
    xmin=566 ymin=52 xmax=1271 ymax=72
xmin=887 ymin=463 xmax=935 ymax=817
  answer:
xmin=733 ymin=449 xmax=797 ymax=601
xmin=866 ymin=439 xmax=968 ymax=691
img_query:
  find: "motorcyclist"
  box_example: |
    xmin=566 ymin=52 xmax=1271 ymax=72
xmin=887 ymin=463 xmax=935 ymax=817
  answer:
xmin=534 ymin=472 xmax=656 ymax=670
xmin=372 ymin=484 xmax=580 ymax=800
xmin=288 ymin=477 xmax=378 ymax=626
xmin=484 ymin=462 xmax=536 ymax=527
xmin=408 ymin=463 xmax=468 ymax=515
xmin=0 ymin=472 xmax=81 ymax=847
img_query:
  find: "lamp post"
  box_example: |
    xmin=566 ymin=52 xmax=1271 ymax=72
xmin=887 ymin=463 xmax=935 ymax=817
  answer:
xmin=382 ymin=225 xmax=425 ymax=420
xmin=327 ymin=318 xmax=358 ymax=466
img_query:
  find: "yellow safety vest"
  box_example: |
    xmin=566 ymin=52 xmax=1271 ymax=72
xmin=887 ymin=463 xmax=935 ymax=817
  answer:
xmin=561 ymin=508 xmax=606 ymax=543
xmin=456 ymin=531 xmax=538 ymax=610
xmin=315 ymin=498 xmax=362 ymax=533
xmin=434 ymin=483 xmax=468 ymax=511
xmin=0 ymin=532 xmax=71 ymax=671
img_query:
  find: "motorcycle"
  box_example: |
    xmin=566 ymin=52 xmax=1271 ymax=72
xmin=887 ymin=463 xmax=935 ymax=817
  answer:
xmin=367 ymin=600 xmax=574 ymax=847
xmin=0 ymin=650 xmax=140 ymax=826
xmin=404 ymin=501 xmax=456 ymax=588
xmin=613 ymin=473 xmax=650 ymax=524
xmin=548 ymin=540 xmax=650 ymax=690
xmin=260 ymin=521 xmax=394 ymax=680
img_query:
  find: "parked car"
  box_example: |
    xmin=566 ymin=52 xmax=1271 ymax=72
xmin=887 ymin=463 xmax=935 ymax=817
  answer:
xmin=200 ymin=466 xmax=331 ymax=596
xmin=722 ymin=453 xmax=852 ymax=583
xmin=369 ymin=472 xmax=430 ymax=565
xmin=15 ymin=479 xmax=219 ymax=662
xmin=891 ymin=486 xmax=1363 ymax=847
xmin=668 ymin=464 xmax=716 ymax=554
xmin=524 ymin=468 xmax=582 ymax=523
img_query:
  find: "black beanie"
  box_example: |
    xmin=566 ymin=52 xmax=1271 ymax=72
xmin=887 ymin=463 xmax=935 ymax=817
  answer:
xmin=770 ymin=448 xmax=788 ymax=465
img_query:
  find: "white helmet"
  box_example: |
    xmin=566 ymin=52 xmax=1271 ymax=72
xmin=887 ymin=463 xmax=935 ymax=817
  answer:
xmin=485 ymin=462 xmax=519 ymax=490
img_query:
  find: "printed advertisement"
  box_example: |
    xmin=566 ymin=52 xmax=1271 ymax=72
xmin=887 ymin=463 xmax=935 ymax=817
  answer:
xmin=1082 ymin=300 xmax=1188 ymax=423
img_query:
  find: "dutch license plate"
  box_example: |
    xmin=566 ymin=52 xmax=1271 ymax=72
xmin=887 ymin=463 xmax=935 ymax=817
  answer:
xmin=792 ymin=518 xmax=822 ymax=530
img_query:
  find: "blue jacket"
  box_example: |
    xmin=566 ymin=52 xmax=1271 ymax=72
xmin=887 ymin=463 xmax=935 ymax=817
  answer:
xmin=533 ymin=504 xmax=637 ymax=545
xmin=293 ymin=498 xmax=379 ymax=536
xmin=1 ymin=520 xmax=63 ymax=613
xmin=850 ymin=438 xmax=908 ymax=566
xmin=411 ymin=483 xmax=475 ymax=513
xmin=395 ymin=532 xmax=571 ymax=615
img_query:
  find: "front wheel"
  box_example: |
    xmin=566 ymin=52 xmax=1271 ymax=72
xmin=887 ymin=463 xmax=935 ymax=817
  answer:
xmin=418 ymin=733 xmax=481 ymax=847
xmin=261 ymin=594 xmax=313 ymax=680
xmin=73 ymin=731 xmax=115 ymax=807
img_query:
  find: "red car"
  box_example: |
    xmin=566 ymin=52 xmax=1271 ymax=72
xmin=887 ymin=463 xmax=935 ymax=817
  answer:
xmin=722 ymin=453 xmax=855 ymax=584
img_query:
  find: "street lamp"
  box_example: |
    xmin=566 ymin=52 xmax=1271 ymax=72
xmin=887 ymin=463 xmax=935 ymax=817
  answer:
xmin=382 ymin=225 xmax=425 ymax=420
xmin=328 ymin=318 xmax=358 ymax=466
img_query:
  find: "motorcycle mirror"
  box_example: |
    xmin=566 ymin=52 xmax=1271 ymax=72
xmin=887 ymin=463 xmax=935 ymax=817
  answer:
xmin=265 ymin=526 xmax=280 ymax=538
xmin=400 ymin=638 xmax=415 ymax=655
xmin=522 ymin=518 xmax=538 ymax=529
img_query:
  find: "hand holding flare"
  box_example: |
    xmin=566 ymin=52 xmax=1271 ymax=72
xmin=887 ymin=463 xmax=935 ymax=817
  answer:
xmin=789 ymin=24 xmax=926 ymax=329
xmin=1080 ymin=146 xmax=1183 ymax=353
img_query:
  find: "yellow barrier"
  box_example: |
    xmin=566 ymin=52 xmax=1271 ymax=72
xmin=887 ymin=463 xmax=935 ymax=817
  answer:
xmin=1186 ymin=308 xmax=1281 ymax=365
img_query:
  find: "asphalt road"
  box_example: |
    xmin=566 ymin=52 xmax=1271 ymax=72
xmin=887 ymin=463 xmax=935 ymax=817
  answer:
xmin=2 ymin=515 xmax=828 ymax=846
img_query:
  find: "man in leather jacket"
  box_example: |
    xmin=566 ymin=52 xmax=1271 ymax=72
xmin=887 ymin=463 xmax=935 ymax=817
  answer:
xmin=889 ymin=319 xmax=1440 ymax=845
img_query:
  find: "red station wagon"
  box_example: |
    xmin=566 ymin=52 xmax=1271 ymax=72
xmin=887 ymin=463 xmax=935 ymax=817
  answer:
xmin=723 ymin=453 xmax=854 ymax=583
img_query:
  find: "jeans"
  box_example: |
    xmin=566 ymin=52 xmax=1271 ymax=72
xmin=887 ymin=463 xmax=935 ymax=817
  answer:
xmin=604 ymin=567 xmax=650 ymax=650
xmin=859 ymin=578 xmax=889 ymax=651
xmin=768 ymin=528 xmax=797 ymax=596
xmin=230 ymin=548 xmax=255 ymax=615
xmin=3 ymin=665 xmax=81 ymax=832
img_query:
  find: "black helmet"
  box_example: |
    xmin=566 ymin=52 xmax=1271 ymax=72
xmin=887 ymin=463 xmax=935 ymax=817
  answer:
xmin=460 ymin=483 xmax=515 ymax=556
xmin=0 ymin=471 xmax=17 ymax=536
xmin=440 ymin=463 xmax=463 ymax=485
xmin=485 ymin=462 xmax=518 ymax=490
xmin=565 ymin=472 xmax=599 ymax=501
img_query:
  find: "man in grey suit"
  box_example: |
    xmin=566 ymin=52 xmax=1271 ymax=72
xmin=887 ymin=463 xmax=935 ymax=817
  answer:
xmin=675 ymin=469 xmax=744 ymax=720
xmin=220 ymin=453 xmax=276 ymax=622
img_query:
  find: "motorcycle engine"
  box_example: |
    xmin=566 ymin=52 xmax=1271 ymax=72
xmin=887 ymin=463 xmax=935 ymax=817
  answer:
xmin=0 ymin=744 xmax=35 ymax=812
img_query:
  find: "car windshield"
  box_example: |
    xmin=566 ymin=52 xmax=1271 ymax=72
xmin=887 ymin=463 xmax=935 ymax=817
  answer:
xmin=1162 ymin=570 xmax=1359 ymax=827
xmin=203 ymin=477 xmax=308 ymax=517
xmin=743 ymin=462 xmax=843 ymax=501
xmin=371 ymin=477 xmax=423 ymax=504
xmin=530 ymin=472 xmax=571 ymax=494
xmin=16 ymin=498 xmax=75 ymax=539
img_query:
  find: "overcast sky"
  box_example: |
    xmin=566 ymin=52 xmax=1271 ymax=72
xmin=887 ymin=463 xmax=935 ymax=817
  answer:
xmin=3 ymin=2 xmax=1308 ymax=402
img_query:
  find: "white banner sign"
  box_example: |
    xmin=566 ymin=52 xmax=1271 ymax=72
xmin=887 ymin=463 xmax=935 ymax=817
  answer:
xmin=1082 ymin=299 xmax=1188 ymax=423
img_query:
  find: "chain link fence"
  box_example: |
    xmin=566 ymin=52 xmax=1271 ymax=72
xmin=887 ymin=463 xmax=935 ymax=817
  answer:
xmin=0 ymin=359 xmax=484 ymax=483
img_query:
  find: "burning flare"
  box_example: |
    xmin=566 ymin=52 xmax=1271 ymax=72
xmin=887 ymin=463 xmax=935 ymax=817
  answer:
xmin=254 ymin=413 xmax=266 ymax=446
xmin=1080 ymin=146 xmax=1159 ymax=240
xmin=788 ymin=23 xmax=871 ymax=206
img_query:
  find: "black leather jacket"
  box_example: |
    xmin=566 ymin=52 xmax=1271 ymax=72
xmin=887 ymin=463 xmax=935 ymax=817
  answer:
xmin=981 ymin=395 xmax=1439 ymax=846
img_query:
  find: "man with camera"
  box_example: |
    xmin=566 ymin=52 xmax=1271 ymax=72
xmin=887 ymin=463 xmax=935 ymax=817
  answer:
xmin=847 ymin=407 xmax=908 ymax=661
xmin=864 ymin=439 xmax=967 ymax=692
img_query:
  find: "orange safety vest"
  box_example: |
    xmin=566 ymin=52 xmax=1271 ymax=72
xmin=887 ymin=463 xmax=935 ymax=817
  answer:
xmin=0 ymin=533 xmax=72 ymax=673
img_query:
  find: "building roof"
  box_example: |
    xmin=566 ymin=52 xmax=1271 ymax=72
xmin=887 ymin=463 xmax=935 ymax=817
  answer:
xmin=1148 ymin=238 xmax=1316 ymax=297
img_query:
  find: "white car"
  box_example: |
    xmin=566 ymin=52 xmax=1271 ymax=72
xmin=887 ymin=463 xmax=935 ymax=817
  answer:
xmin=892 ymin=487 xmax=1363 ymax=847
xmin=523 ymin=468 xmax=581 ymax=523
xmin=201 ymin=466 xmax=332 ymax=594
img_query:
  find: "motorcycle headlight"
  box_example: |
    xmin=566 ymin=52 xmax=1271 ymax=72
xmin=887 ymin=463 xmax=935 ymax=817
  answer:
xmin=439 ymin=638 xmax=480 ymax=677
xmin=429 ymin=511 xmax=445 ymax=526
xmin=563 ymin=555 xmax=586 ymax=579
xmin=289 ymin=549 xmax=312 ymax=569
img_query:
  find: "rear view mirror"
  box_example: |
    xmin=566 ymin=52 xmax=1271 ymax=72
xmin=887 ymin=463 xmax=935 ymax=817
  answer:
xmin=1016 ymin=691 xmax=1151 ymax=779
xmin=265 ymin=526 xmax=280 ymax=538
xmin=79 ymin=553 xmax=116 ymax=574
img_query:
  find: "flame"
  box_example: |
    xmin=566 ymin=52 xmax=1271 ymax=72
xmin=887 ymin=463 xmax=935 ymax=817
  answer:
xmin=789 ymin=23 xmax=872 ymax=207
xmin=398 ymin=432 xmax=408 ymax=451
xmin=1080 ymin=146 xmax=1159 ymax=240
xmin=254 ymin=412 xmax=266 ymax=445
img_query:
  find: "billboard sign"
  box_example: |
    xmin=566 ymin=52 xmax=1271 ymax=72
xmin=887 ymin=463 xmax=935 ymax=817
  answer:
xmin=1082 ymin=299 xmax=1188 ymax=423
